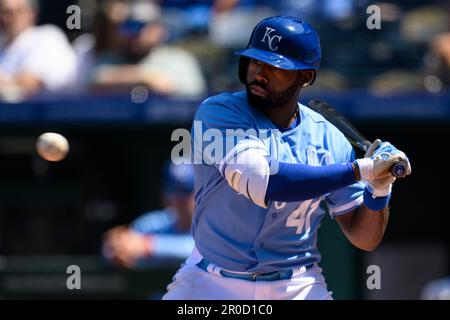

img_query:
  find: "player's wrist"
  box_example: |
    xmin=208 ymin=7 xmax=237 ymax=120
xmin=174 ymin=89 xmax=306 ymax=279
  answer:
xmin=143 ymin=235 xmax=155 ymax=256
xmin=365 ymin=180 xmax=392 ymax=198
xmin=354 ymin=158 xmax=374 ymax=181
xmin=352 ymin=161 xmax=361 ymax=181
xmin=363 ymin=188 xmax=390 ymax=211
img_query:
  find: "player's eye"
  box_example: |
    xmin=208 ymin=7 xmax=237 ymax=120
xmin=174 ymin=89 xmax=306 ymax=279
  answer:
xmin=250 ymin=59 xmax=263 ymax=66
xmin=272 ymin=67 xmax=280 ymax=72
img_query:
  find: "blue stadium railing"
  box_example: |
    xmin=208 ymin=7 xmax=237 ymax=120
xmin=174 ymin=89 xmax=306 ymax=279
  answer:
xmin=0 ymin=90 xmax=448 ymax=124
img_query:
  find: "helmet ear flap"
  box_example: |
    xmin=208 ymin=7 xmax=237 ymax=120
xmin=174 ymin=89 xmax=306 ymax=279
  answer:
xmin=239 ymin=57 xmax=250 ymax=84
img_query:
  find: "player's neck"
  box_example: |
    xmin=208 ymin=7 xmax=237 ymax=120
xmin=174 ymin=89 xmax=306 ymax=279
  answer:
xmin=263 ymin=100 xmax=299 ymax=129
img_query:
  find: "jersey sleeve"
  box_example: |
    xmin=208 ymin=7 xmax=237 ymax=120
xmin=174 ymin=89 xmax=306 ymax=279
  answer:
xmin=130 ymin=210 xmax=194 ymax=260
xmin=325 ymin=135 xmax=365 ymax=218
xmin=191 ymin=96 xmax=269 ymax=175
xmin=130 ymin=211 xmax=174 ymax=234
xmin=151 ymin=234 xmax=194 ymax=259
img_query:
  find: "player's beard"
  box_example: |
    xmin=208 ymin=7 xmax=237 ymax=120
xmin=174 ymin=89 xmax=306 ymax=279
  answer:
xmin=246 ymin=78 xmax=302 ymax=110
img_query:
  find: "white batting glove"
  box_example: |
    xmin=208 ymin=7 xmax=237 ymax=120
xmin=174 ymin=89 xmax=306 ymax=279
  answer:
xmin=363 ymin=139 xmax=394 ymax=197
xmin=354 ymin=139 xmax=411 ymax=197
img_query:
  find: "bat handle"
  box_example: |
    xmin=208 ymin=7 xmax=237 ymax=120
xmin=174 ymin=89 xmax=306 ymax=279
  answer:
xmin=391 ymin=160 xmax=407 ymax=178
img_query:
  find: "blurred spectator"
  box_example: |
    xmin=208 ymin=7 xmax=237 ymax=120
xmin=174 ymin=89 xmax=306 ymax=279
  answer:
xmin=208 ymin=0 xmax=275 ymax=48
xmin=268 ymin=0 xmax=357 ymax=21
xmin=102 ymin=161 xmax=195 ymax=268
xmin=161 ymin=0 xmax=275 ymax=42
xmin=73 ymin=0 xmax=207 ymax=98
xmin=0 ymin=0 xmax=77 ymax=100
xmin=72 ymin=0 xmax=128 ymax=92
xmin=368 ymin=69 xmax=424 ymax=95
xmin=160 ymin=0 xmax=213 ymax=39
xmin=400 ymin=5 xmax=448 ymax=46
xmin=424 ymin=32 xmax=450 ymax=90
xmin=307 ymin=69 xmax=349 ymax=93
xmin=401 ymin=4 xmax=450 ymax=92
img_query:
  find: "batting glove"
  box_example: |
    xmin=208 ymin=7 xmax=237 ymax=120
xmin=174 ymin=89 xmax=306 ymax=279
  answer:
xmin=354 ymin=139 xmax=411 ymax=196
xmin=364 ymin=139 xmax=396 ymax=197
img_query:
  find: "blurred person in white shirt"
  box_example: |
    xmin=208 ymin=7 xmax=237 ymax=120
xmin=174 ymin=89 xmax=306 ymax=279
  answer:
xmin=0 ymin=0 xmax=77 ymax=99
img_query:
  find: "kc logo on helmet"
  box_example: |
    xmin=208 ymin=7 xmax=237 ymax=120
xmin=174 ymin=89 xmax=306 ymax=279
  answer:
xmin=261 ymin=27 xmax=282 ymax=51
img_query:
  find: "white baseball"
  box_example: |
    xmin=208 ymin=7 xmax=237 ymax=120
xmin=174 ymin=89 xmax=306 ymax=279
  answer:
xmin=36 ymin=132 xmax=69 ymax=162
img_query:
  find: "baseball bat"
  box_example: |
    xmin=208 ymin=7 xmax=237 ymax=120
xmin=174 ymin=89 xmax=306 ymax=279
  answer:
xmin=307 ymin=99 xmax=407 ymax=178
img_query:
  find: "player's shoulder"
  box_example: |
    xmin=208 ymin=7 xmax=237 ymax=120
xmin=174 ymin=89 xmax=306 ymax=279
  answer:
xmin=200 ymin=90 xmax=246 ymax=108
xmin=195 ymin=90 xmax=250 ymax=120
xmin=301 ymin=103 xmax=346 ymax=138
xmin=300 ymin=103 xmax=353 ymax=155
xmin=301 ymin=102 xmax=330 ymax=125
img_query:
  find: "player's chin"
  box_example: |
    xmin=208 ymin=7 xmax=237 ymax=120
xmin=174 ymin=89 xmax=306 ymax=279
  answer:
xmin=247 ymin=90 xmax=269 ymax=107
xmin=248 ymin=94 xmax=279 ymax=110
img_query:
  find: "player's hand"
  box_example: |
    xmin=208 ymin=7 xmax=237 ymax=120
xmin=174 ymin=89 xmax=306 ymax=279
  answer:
xmin=370 ymin=139 xmax=411 ymax=178
xmin=102 ymin=226 xmax=153 ymax=268
xmin=355 ymin=139 xmax=411 ymax=182
xmin=363 ymin=139 xmax=396 ymax=197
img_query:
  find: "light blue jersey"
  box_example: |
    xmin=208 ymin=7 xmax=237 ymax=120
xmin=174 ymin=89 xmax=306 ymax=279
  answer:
xmin=191 ymin=90 xmax=364 ymax=273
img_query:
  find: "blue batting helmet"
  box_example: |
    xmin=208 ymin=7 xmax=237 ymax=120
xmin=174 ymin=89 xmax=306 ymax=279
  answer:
xmin=236 ymin=16 xmax=321 ymax=84
xmin=162 ymin=161 xmax=194 ymax=195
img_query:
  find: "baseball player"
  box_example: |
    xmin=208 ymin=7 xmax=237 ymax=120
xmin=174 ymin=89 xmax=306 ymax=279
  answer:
xmin=102 ymin=161 xmax=195 ymax=268
xmin=163 ymin=16 xmax=411 ymax=300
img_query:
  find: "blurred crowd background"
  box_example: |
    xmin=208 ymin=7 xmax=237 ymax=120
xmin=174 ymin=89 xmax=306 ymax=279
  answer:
xmin=0 ymin=0 xmax=449 ymax=100
xmin=0 ymin=0 xmax=449 ymax=300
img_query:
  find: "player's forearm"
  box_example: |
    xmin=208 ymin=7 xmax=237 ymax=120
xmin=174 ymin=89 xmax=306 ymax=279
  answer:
xmin=265 ymin=161 xmax=357 ymax=202
xmin=346 ymin=205 xmax=389 ymax=251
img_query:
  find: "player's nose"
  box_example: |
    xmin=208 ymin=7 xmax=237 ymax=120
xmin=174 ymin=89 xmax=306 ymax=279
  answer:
xmin=254 ymin=69 xmax=268 ymax=84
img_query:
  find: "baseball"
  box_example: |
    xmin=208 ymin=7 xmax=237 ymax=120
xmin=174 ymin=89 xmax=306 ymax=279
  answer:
xmin=36 ymin=132 xmax=69 ymax=162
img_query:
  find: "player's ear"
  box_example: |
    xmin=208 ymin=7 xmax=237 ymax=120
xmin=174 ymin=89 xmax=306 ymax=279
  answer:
xmin=300 ymin=70 xmax=315 ymax=87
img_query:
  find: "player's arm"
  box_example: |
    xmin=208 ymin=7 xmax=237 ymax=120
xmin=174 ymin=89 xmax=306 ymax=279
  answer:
xmin=129 ymin=212 xmax=194 ymax=259
xmin=224 ymin=148 xmax=406 ymax=208
xmin=196 ymin=101 xmax=361 ymax=207
xmin=335 ymin=205 xmax=389 ymax=251
xmin=225 ymin=140 xmax=410 ymax=208
xmin=334 ymin=140 xmax=403 ymax=251
xmin=223 ymin=147 xmax=360 ymax=208
xmin=267 ymin=140 xmax=411 ymax=202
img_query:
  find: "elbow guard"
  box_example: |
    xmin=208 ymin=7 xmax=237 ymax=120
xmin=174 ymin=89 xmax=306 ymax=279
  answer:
xmin=223 ymin=148 xmax=270 ymax=208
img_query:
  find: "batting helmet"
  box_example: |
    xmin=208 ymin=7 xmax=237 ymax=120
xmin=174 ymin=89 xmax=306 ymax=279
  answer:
xmin=236 ymin=16 xmax=321 ymax=84
xmin=162 ymin=161 xmax=194 ymax=195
